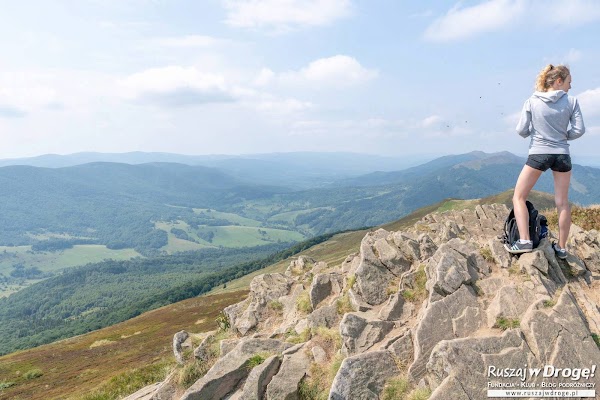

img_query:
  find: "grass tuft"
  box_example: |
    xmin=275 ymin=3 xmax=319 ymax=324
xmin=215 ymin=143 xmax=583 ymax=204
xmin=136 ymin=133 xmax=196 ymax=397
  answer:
xmin=285 ymin=328 xmax=312 ymax=344
xmin=402 ymin=265 xmax=427 ymax=303
xmin=76 ymin=360 xmax=173 ymax=400
xmin=298 ymin=353 xmax=345 ymax=400
xmin=336 ymin=293 xmax=354 ymax=315
xmin=382 ymin=377 xmax=410 ymax=400
xmin=408 ymin=388 xmax=432 ymax=400
xmin=246 ymin=353 xmax=269 ymax=370
xmin=0 ymin=381 xmax=17 ymax=390
xmin=494 ymin=317 xmax=520 ymax=331
xmin=480 ymin=247 xmax=496 ymax=264
xmin=592 ymin=333 xmax=600 ymax=349
xmin=215 ymin=311 xmax=231 ymax=331
xmin=543 ymin=299 xmax=556 ymax=308
xmin=296 ymin=291 xmax=313 ymax=314
xmin=382 ymin=375 xmax=432 ymax=400
xmin=346 ymin=275 xmax=356 ymax=290
xmin=268 ymin=300 xmax=284 ymax=313
xmin=23 ymin=369 xmax=43 ymax=380
xmin=178 ymin=361 xmax=211 ymax=387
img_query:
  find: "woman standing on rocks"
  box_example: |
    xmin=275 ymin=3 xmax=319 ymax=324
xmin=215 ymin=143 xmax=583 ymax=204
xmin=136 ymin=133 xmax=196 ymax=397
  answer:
xmin=507 ymin=64 xmax=585 ymax=258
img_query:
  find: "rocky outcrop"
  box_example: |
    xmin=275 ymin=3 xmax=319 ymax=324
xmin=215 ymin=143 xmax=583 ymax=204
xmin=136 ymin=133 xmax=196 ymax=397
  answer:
xmin=329 ymin=350 xmax=400 ymax=400
xmin=570 ymin=225 xmax=600 ymax=272
xmin=486 ymin=283 xmax=536 ymax=327
xmin=355 ymin=229 xmax=414 ymax=305
xmin=180 ymin=339 xmax=292 ymax=400
xmin=309 ymin=273 xmax=343 ymax=310
xmin=307 ymin=304 xmax=340 ymax=329
xmin=139 ymin=204 xmax=600 ymax=400
xmin=224 ymin=274 xmax=294 ymax=335
xmin=265 ymin=345 xmax=310 ymax=400
xmin=339 ymin=312 xmax=394 ymax=356
xmin=427 ymin=289 xmax=600 ymax=399
xmin=236 ymin=355 xmax=281 ymax=400
xmin=409 ymin=285 xmax=481 ymax=380
xmin=173 ymin=331 xmax=189 ymax=365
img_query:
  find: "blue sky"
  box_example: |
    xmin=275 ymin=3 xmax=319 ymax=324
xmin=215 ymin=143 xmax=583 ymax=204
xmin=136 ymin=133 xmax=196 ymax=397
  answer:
xmin=1 ymin=0 xmax=599 ymax=160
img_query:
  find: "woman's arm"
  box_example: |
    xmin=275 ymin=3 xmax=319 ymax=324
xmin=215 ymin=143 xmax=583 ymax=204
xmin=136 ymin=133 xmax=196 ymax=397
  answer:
xmin=515 ymin=99 xmax=532 ymax=138
xmin=567 ymin=98 xmax=585 ymax=140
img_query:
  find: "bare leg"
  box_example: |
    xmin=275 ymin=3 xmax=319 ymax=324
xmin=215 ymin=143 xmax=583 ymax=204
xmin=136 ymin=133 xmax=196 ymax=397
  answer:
xmin=553 ymin=170 xmax=571 ymax=249
xmin=512 ymin=165 xmax=543 ymax=241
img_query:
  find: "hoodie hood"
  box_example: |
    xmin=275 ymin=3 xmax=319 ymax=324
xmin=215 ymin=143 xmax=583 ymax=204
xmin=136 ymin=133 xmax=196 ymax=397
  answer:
xmin=533 ymin=90 xmax=567 ymax=103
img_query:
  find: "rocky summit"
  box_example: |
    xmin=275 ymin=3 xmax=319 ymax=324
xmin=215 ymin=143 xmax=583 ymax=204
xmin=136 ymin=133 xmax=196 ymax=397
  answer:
xmin=125 ymin=204 xmax=600 ymax=400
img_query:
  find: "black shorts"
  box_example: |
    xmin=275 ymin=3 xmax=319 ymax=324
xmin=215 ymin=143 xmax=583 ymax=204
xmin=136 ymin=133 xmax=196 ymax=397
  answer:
xmin=526 ymin=154 xmax=572 ymax=172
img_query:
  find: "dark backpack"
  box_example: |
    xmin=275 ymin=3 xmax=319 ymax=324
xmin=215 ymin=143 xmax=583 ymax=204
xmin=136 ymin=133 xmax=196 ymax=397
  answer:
xmin=502 ymin=201 xmax=548 ymax=249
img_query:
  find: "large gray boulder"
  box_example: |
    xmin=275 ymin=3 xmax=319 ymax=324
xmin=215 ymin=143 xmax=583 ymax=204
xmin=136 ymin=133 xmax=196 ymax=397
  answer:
xmin=180 ymin=339 xmax=292 ymax=400
xmin=307 ymin=303 xmax=340 ymax=329
xmin=341 ymin=253 xmax=360 ymax=275
xmin=518 ymin=250 xmax=558 ymax=297
xmin=521 ymin=290 xmax=600 ymax=373
xmin=239 ymin=355 xmax=281 ymax=400
xmin=409 ymin=285 xmax=481 ymax=381
xmin=488 ymin=238 xmax=511 ymax=269
xmin=285 ymin=256 xmax=316 ymax=277
xmin=539 ymin=238 xmax=568 ymax=284
xmin=486 ymin=284 xmax=537 ymax=328
xmin=328 ymin=350 xmax=400 ymax=400
xmin=355 ymin=229 xmax=412 ymax=306
xmin=569 ymin=225 xmax=600 ymax=273
xmin=427 ymin=329 xmax=527 ymax=399
xmin=265 ymin=344 xmax=310 ymax=400
xmin=309 ymin=273 xmax=344 ymax=310
xmin=339 ymin=313 xmax=394 ymax=356
xmin=418 ymin=234 xmax=438 ymax=260
xmin=225 ymin=274 xmax=294 ymax=335
xmin=428 ymin=289 xmax=600 ymax=398
xmin=194 ymin=330 xmax=216 ymax=361
xmin=274 ymin=284 xmax=306 ymax=335
xmin=425 ymin=239 xmax=485 ymax=301
xmin=391 ymin=231 xmax=421 ymax=262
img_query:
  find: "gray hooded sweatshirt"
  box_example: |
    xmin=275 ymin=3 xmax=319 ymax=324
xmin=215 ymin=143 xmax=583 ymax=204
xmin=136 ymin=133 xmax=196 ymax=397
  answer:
xmin=516 ymin=90 xmax=585 ymax=154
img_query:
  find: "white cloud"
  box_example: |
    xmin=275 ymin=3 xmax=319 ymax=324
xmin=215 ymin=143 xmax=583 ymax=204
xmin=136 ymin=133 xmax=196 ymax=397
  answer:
xmin=301 ymin=55 xmax=377 ymax=84
xmin=422 ymin=115 xmax=442 ymax=128
xmin=424 ymin=0 xmax=600 ymax=42
xmin=254 ymin=68 xmax=275 ymax=86
xmin=278 ymin=55 xmax=377 ymax=87
xmin=222 ymin=0 xmax=352 ymax=31
xmin=424 ymin=0 xmax=524 ymax=42
xmin=151 ymin=35 xmax=228 ymax=48
xmin=119 ymin=66 xmax=237 ymax=107
xmin=577 ymin=87 xmax=600 ymax=117
xmin=0 ymin=72 xmax=61 ymax=118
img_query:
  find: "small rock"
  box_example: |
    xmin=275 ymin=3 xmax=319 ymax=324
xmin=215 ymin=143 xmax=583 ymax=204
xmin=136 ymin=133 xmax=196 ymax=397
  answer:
xmin=173 ymin=330 xmax=189 ymax=365
xmin=311 ymin=345 xmax=327 ymax=364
